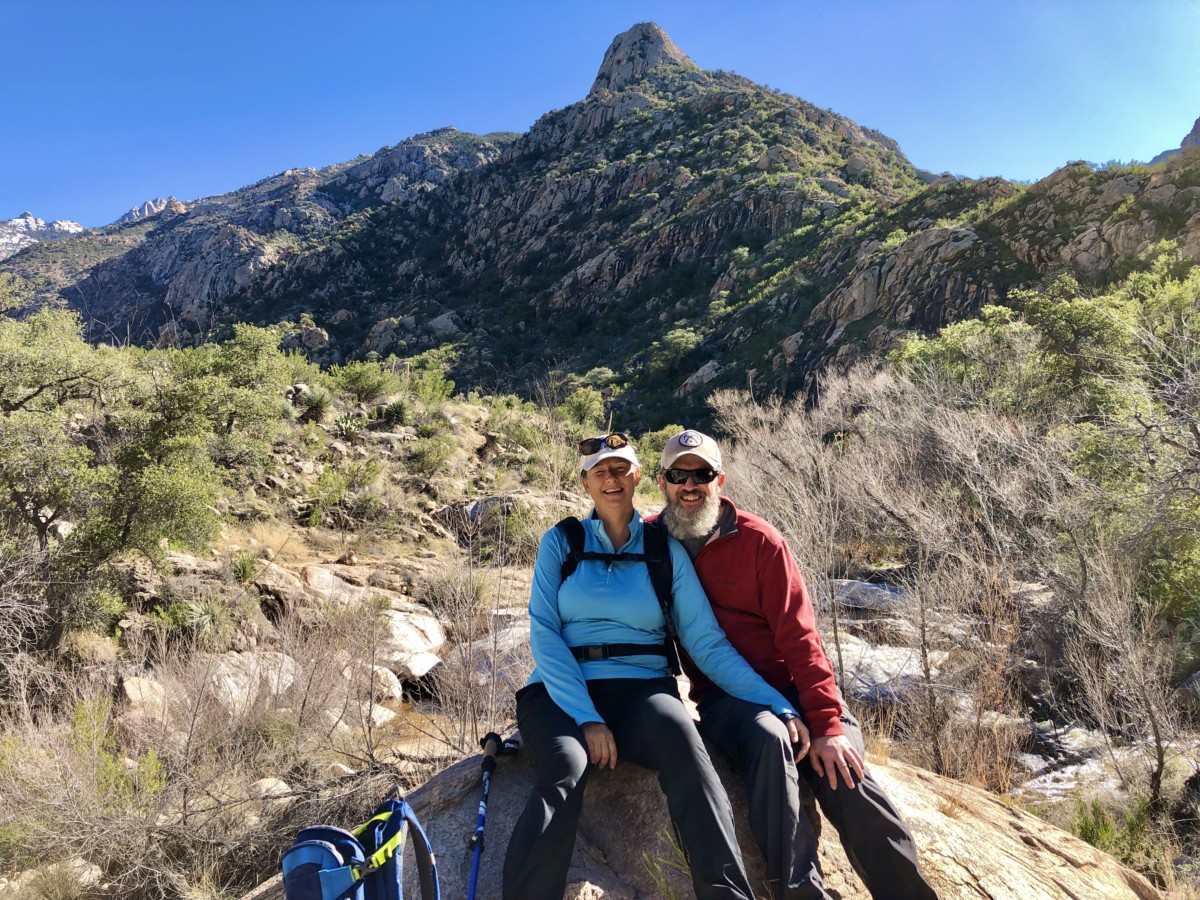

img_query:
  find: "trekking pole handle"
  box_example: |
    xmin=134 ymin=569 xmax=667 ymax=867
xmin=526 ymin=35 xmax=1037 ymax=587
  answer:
xmin=480 ymin=732 xmax=501 ymax=775
xmin=480 ymin=732 xmax=520 ymax=757
xmin=479 ymin=732 xmax=519 ymax=775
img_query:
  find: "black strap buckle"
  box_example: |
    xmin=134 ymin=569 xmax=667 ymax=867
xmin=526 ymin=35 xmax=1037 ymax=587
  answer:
xmin=580 ymin=645 xmax=608 ymax=661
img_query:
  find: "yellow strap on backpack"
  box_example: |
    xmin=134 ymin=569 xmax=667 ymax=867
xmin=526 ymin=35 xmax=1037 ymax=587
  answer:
xmin=349 ymin=809 xmax=406 ymax=879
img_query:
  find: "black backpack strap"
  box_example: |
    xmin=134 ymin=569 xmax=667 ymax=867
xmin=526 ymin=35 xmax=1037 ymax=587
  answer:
xmin=555 ymin=516 xmax=586 ymax=580
xmin=642 ymin=521 xmax=682 ymax=676
xmin=400 ymin=799 xmax=441 ymax=900
xmin=556 ymin=516 xmax=682 ymax=676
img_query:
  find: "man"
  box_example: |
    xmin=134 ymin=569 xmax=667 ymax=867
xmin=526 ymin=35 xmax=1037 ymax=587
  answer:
xmin=653 ymin=429 xmax=938 ymax=900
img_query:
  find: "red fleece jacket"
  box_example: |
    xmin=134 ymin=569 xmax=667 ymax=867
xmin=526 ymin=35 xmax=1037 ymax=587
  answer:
xmin=660 ymin=499 xmax=844 ymax=738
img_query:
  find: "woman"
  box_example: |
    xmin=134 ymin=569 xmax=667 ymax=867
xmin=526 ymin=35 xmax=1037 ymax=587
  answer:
xmin=502 ymin=433 xmax=810 ymax=900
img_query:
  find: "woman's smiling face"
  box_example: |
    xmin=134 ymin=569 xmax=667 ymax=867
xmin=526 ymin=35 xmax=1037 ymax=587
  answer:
xmin=582 ymin=458 xmax=639 ymax=511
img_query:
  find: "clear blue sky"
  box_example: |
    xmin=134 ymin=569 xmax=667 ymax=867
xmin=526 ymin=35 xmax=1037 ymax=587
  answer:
xmin=4 ymin=0 xmax=1198 ymax=227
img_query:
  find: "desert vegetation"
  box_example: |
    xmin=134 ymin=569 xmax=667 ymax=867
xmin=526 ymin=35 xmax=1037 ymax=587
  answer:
xmin=714 ymin=242 xmax=1200 ymax=890
xmin=2 ymin=244 xmax=1200 ymax=896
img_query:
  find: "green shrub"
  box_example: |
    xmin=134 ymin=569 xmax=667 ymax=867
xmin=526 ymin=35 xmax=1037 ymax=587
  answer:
xmin=209 ymin=432 xmax=275 ymax=482
xmin=343 ymin=459 xmax=381 ymax=491
xmin=409 ymin=436 xmax=456 ymax=477
xmin=307 ymin=469 xmax=349 ymax=527
xmin=1068 ymin=794 xmax=1172 ymax=880
xmin=879 ymin=228 xmax=910 ymax=252
xmin=149 ymin=597 xmax=237 ymax=650
xmin=563 ymin=387 xmax=605 ymax=428
xmin=328 ymin=361 xmax=401 ymax=404
xmin=636 ymin=424 xmax=686 ymax=480
xmin=416 ymin=419 xmax=447 ymax=438
xmin=382 ymin=397 xmax=413 ymax=426
xmin=67 ymin=586 xmax=125 ymax=634
xmin=231 ymin=550 xmax=260 ymax=585
xmin=495 ymin=504 xmax=550 ymax=565
xmin=68 ymin=697 xmax=166 ymax=808
xmin=423 ymin=569 xmax=491 ymax=619
xmin=649 ymin=328 xmax=702 ymax=374
xmin=412 ymin=368 xmax=455 ymax=406
xmin=295 ymin=385 xmax=335 ymax=424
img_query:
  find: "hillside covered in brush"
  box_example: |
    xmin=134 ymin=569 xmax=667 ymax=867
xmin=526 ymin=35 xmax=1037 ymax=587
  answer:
xmin=3 ymin=23 xmax=1200 ymax=429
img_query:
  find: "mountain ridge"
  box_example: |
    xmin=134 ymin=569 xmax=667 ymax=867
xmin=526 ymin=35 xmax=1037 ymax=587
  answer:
xmin=0 ymin=212 xmax=85 ymax=262
xmin=3 ymin=23 xmax=1199 ymax=426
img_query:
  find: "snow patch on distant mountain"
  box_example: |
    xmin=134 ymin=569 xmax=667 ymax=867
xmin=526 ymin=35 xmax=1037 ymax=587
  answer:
xmin=0 ymin=212 xmax=85 ymax=261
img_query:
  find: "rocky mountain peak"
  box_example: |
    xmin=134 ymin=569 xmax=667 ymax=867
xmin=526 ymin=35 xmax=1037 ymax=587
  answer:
xmin=0 ymin=211 xmax=84 ymax=261
xmin=119 ymin=197 xmax=179 ymax=224
xmin=589 ymin=22 xmax=696 ymax=96
xmin=1150 ymin=114 xmax=1200 ymax=165
xmin=1183 ymin=116 xmax=1200 ymax=150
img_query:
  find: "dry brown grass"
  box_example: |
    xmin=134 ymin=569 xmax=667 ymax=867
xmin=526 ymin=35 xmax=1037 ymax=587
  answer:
xmin=218 ymin=519 xmax=319 ymax=568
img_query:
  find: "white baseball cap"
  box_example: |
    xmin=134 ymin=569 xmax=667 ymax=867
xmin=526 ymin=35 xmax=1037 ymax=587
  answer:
xmin=579 ymin=433 xmax=641 ymax=472
xmin=660 ymin=429 xmax=723 ymax=470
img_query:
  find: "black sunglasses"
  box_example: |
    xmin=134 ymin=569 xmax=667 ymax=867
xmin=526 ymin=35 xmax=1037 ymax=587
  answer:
xmin=662 ymin=467 xmax=720 ymax=485
xmin=578 ymin=432 xmax=630 ymax=455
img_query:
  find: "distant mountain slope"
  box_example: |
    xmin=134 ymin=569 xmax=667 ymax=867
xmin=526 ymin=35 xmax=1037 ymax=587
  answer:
xmin=1 ymin=128 xmax=514 ymax=339
xmin=4 ymin=23 xmax=1199 ymax=426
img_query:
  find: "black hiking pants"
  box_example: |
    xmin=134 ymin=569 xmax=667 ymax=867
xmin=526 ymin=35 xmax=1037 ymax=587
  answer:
xmin=698 ymin=686 xmax=938 ymax=900
xmin=502 ymin=677 xmax=756 ymax=900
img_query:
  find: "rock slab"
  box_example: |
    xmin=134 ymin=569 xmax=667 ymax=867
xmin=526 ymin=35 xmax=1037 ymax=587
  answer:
xmin=389 ymin=748 xmax=1160 ymax=899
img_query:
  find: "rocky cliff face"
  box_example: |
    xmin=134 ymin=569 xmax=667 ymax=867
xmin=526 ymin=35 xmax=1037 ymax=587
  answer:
xmin=1185 ymin=117 xmax=1200 ymax=151
xmin=118 ymin=197 xmax=180 ymax=223
xmin=1151 ymin=116 xmax=1200 ymax=165
xmin=1 ymin=129 xmax=512 ymax=347
xmin=0 ymin=212 xmax=85 ymax=262
xmin=796 ymin=153 xmax=1200 ymax=370
xmin=235 ymin=22 xmax=924 ymax=415
xmin=5 ymin=23 xmax=1200 ymax=426
xmin=590 ymin=21 xmax=698 ymax=95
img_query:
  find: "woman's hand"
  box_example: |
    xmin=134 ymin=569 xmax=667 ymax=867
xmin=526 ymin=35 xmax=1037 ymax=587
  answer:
xmin=581 ymin=721 xmax=617 ymax=769
xmin=784 ymin=715 xmax=811 ymax=761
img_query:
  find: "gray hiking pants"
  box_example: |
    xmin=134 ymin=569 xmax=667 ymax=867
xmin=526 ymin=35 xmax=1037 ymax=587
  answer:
xmin=502 ymin=678 xmax=756 ymax=900
xmin=698 ymin=686 xmax=938 ymax=900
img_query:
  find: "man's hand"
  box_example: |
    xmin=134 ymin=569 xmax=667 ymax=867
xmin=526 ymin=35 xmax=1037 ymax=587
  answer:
xmin=581 ymin=721 xmax=617 ymax=769
xmin=809 ymin=735 xmax=866 ymax=790
xmin=783 ymin=715 xmax=810 ymax=761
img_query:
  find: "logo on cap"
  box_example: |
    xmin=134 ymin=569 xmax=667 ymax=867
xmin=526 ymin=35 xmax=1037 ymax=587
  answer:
xmin=679 ymin=431 xmax=703 ymax=447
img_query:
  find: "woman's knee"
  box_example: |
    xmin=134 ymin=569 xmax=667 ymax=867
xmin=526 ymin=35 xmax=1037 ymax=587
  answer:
xmin=647 ymin=705 xmax=708 ymax=757
xmin=747 ymin=711 xmax=795 ymax=764
xmin=534 ymin=738 xmax=590 ymax=793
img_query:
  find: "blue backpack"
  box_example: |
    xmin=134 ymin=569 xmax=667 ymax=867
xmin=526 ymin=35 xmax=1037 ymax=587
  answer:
xmin=281 ymin=797 xmax=440 ymax=900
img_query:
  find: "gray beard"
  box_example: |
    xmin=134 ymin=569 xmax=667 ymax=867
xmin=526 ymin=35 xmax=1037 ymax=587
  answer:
xmin=661 ymin=490 xmax=721 ymax=541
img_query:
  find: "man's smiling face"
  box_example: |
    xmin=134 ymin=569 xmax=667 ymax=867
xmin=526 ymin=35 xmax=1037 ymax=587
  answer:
xmin=658 ymin=453 xmax=725 ymax=540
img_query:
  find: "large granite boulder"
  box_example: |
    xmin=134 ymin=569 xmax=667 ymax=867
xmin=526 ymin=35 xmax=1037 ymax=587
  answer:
xmin=394 ymin=747 xmax=1159 ymax=900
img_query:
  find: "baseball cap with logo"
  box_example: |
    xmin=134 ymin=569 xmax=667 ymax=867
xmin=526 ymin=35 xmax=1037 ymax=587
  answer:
xmin=660 ymin=429 xmax=723 ymax=471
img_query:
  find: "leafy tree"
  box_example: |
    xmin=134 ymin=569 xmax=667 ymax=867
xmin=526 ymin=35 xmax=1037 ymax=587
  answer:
xmin=327 ymin=360 xmax=401 ymax=404
xmin=562 ymin=387 xmax=605 ymax=429
xmin=649 ymin=327 xmax=702 ymax=374
xmin=636 ymin=424 xmax=686 ymax=480
xmin=0 ymin=412 xmax=113 ymax=552
xmin=0 ymin=308 xmax=107 ymax=416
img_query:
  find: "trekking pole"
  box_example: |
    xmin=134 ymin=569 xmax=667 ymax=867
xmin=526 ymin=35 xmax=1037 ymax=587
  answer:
xmin=467 ymin=731 xmax=519 ymax=900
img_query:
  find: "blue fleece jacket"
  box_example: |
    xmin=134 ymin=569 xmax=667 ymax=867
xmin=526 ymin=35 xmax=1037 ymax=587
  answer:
xmin=526 ymin=509 xmax=798 ymax=726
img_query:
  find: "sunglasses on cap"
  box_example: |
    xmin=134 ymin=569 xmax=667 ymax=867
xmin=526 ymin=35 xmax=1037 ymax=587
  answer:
xmin=577 ymin=432 xmax=630 ymax=455
xmin=662 ymin=467 xmax=720 ymax=485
